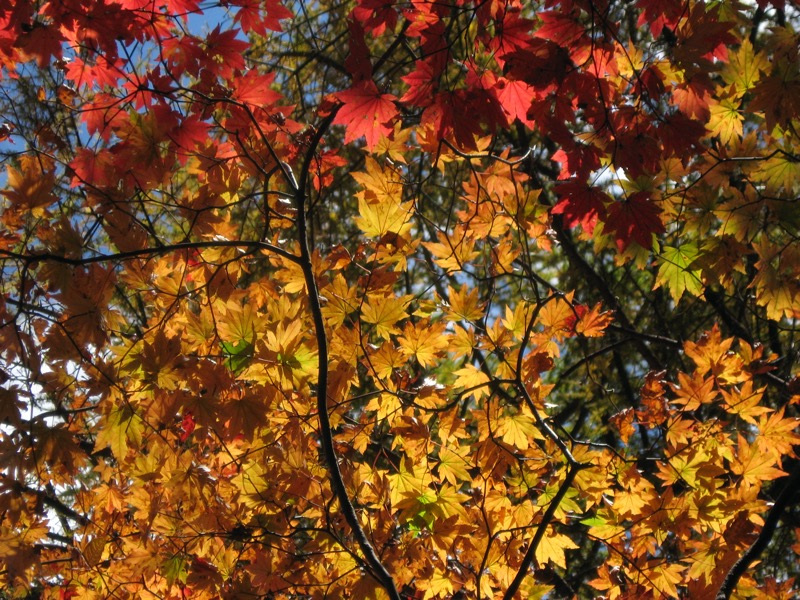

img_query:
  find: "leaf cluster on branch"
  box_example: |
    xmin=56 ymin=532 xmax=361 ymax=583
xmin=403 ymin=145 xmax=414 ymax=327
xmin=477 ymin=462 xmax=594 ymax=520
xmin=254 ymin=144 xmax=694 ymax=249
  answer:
xmin=1 ymin=0 xmax=799 ymax=598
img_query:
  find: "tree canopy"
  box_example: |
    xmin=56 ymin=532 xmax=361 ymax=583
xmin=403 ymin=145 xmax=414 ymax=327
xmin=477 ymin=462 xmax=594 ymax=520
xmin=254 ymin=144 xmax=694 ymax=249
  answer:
xmin=1 ymin=0 xmax=800 ymax=598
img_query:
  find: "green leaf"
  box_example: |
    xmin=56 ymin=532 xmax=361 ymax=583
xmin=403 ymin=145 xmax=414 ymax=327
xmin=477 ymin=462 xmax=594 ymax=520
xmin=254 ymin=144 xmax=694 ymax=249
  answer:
xmin=162 ymin=555 xmax=189 ymax=587
xmin=655 ymin=243 xmax=704 ymax=302
xmin=221 ymin=340 xmax=253 ymax=373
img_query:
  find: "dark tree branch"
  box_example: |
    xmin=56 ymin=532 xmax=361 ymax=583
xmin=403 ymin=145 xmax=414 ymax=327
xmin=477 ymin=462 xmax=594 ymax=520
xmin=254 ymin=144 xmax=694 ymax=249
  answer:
xmin=716 ymin=462 xmax=800 ymax=600
xmin=551 ymin=217 xmax=663 ymax=371
xmin=0 ymin=239 xmax=301 ymax=267
xmin=294 ymin=108 xmax=401 ymax=600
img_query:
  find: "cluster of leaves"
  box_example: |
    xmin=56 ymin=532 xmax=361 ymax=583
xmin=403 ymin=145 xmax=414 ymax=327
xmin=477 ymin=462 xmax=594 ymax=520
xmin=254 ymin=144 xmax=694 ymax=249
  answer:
xmin=1 ymin=0 xmax=800 ymax=598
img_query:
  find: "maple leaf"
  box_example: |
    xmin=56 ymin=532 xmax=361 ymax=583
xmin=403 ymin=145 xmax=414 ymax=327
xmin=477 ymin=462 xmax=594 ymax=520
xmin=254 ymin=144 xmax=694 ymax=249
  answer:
xmin=535 ymin=530 xmax=579 ymax=570
xmin=609 ymin=408 xmax=636 ymax=444
xmin=452 ymin=363 xmax=490 ymax=399
xmin=551 ymin=181 xmax=610 ymax=235
xmin=720 ymin=380 xmax=771 ymax=425
xmin=636 ymin=0 xmax=683 ymax=37
xmin=497 ymin=409 xmax=539 ymax=450
xmin=673 ymin=78 xmax=713 ymax=122
xmin=344 ymin=19 xmax=373 ymax=82
xmin=95 ymin=402 xmax=144 ymax=461
xmin=494 ymin=77 xmax=535 ymax=126
xmin=361 ymin=294 xmax=412 ymax=340
xmin=232 ymin=0 xmax=293 ymax=34
xmin=352 ymin=157 xmax=413 ymax=238
xmin=721 ymin=38 xmax=769 ymax=95
xmin=605 ymin=192 xmax=665 ymax=251
xmin=421 ymin=91 xmax=499 ymax=151
xmin=202 ymin=26 xmax=248 ymax=79
xmin=755 ymin=408 xmax=800 ymax=462
xmin=230 ymin=70 xmax=283 ymax=107
xmin=397 ymin=320 xmax=449 ymax=368
xmin=352 ymin=0 xmax=399 ymax=37
xmin=655 ymin=243 xmax=704 ymax=302
xmin=436 ymin=446 xmax=472 ymax=485
xmin=670 ymin=371 xmax=717 ymax=411
xmin=731 ymin=433 xmax=787 ymax=487
xmin=2 ymin=155 xmax=56 ymax=213
xmin=684 ymin=325 xmax=747 ymax=385
xmin=400 ymin=59 xmax=440 ymax=106
xmin=13 ymin=21 xmax=63 ymax=67
xmin=707 ymin=97 xmax=744 ymax=145
xmin=423 ymin=230 xmax=479 ymax=273
xmin=534 ymin=11 xmax=587 ymax=48
xmin=334 ymin=81 xmax=398 ymax=150
xmin=573 ymin=303 xmax=614 ymax=337
xmin=64 ymin=54 xmax=123 ymax=89
xmin=444 ymin=285 xmax=485 ymax=322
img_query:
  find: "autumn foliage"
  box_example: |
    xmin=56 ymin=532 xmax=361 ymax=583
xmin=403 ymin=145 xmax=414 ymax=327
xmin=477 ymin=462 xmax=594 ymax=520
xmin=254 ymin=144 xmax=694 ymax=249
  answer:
xmin=1 ymin=0 xmax=800 ymax=598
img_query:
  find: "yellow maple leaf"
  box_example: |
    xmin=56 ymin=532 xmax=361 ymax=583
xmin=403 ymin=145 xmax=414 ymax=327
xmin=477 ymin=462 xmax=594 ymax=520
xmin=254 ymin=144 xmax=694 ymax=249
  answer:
xmin=353 ymin=157 xmax=413 ymax=238
xmin=707 ymin=96 xmax=743 ymax=145
xmin=452 ymin=363 xmax=490 ymax=399
xmin=643 ymin=561 xmax=685 ymax=598
xmin=731 ymin=433 xmax=787 ymax=488
xmin=216 ymin=300 xmax=260 ymax=344
xmin=436 ymin=445 xmax=472 ymax=485
xmin=444 ymin=285 xmax=485 ymax=322
xmin=497 ymin=410 xmax=540 ymax=450
xmin=423 ymin=228 xmax=480 ymax=273
xmin=534 ymin=530 xmax=578 ymax=569
xmin=756 ymin=407 xmax=800 ymax=461
xmin=720 ymin=380 xmax=771 ymax=425
xmin=365 ymin=392 xmax=403 ymax=424
xmin=684 ymin=325 xmax=747 ymax=384
xmin=721 ymin=38 xmax=769 ymax=96
xmin=361 ymin=294 xmax=412 ymax=340
xmin=387 ymin=458 xmax=431 ymax=507
xmin=421 ymin=568 xmax=455 ymax=600
xmin=397 ymin=320 xmax=449 ymax=367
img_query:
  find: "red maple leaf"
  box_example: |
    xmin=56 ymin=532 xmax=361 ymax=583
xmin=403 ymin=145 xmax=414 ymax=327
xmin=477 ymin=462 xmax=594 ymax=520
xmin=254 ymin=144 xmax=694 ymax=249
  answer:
xmin=534 ymin=11 xmax=587 ymax=48
xmin=231 ymin=70 xmax=283 ymax=107
xmin=636 ymin=0 xmax=683 ymax=37
xmin=486 ymin=12 xmax=536 ymax=62
xmin=657 ymin=112 xmax=706 ymax=163
xmin=64 ymin=54 xmax=124 ymax=90
xmin=344 ymin=19 xmax=372 ymax=82
xmin=551 ymin=181 xmax=610 ymax=235
xmin=179 ymin=412 xmax=196 ymax=442
xmin=352 ymin=0 xmax=399 ymax=37
xmin=400 ymin=58 xmax=442 ymax=106
xmin=13 ymin=22 xmax=63 ymax=67
xmin=551 ymin=143 xmax=602 ymax=180
xmin=494 ymin=77 xmax=535 ymax=127
xmin=232 ymin=0 xmax=293 ymax=34
xmin=201 ymin=26 xmax=248 ymax=79
xmin=605 ymin=192 xmax=665 ymax=251
xmin=333 ymin=80 xmax=398 ymax=150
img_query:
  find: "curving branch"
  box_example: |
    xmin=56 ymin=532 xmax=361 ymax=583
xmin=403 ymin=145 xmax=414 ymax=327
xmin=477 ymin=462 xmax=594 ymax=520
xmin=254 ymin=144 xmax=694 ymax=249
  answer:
xmin=502 ymin=463 xmax=585 ymax=600
xmin=715 ymin=461 xmax=800 ymax=600
xmin=501 ymin=298 xmax=591 ymax=600
xmin=294 ymin=109 xmax=401 ymax=600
